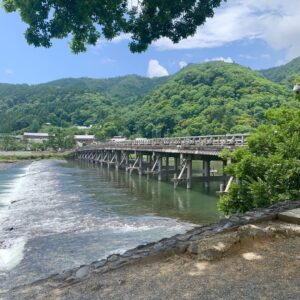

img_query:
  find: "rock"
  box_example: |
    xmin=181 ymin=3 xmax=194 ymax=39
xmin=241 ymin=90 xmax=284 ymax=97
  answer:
xmin=188 ymin=232 xmax=239 ymax=261
xmin=91 ymin=260 xmax=106 ymax=269
xmin=177 ymin=243 xmax=188 ymax=254
xmin=75 ymin=266 xmax=90 ymax=280
xmin=4 ymin=227 xmax=14 ymax=231
xmin=153 ymin=242 xmax=166 ymax=252
xmin=237 ymin=224 xmax=271 ymax=240
xmin=107 ymin=254 xmax=119 ymax=262
xmin=278 ymin=208 xmax=300 ymax=225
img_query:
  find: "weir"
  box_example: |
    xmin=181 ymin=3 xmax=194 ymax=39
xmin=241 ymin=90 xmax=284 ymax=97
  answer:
xmin=75 ymin=134 xmax=248 ymax=190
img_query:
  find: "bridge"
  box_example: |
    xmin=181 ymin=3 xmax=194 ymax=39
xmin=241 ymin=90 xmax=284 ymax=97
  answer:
xmin=75 ymin=134 xmax=248 ymax=189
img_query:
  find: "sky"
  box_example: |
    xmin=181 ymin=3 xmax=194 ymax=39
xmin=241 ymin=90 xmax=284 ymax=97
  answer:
xmin=0 ymin=0 xmax=299 ymax=84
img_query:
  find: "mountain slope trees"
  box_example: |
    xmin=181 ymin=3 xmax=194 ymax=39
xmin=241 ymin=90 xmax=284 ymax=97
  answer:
xmin=0 ymin=60 xmax=299 ymax=138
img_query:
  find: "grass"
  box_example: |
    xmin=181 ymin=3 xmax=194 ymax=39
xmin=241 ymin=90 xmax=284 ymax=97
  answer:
xmin=0 ymin=151 xmax=72 ymax=162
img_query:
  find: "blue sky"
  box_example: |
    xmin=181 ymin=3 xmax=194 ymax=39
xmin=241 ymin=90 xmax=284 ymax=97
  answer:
xmin=0 ymin=0 xmax=299 ymax=84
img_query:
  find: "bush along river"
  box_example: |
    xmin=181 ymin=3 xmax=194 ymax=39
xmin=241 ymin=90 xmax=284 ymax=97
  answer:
xmin=0 ymin=159 xmax=222 ymax=290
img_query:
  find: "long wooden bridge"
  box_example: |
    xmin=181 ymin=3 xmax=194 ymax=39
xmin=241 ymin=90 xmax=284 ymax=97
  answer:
xmin=75 ymin=134 xmax=248 ymax=189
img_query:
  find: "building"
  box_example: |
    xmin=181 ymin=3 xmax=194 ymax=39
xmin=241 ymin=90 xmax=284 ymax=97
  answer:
xmin=74 ymin=135 xmax=96 ymax=146
xmin=111 ymin=136 xmax=127 ymax=142
xmin=293 ymin=84 xmax=300 ymax=94
xmin=23 ymin=132 xmax=50 ymax=143
xmin=76 ymin=125 xmax=93 ymax=130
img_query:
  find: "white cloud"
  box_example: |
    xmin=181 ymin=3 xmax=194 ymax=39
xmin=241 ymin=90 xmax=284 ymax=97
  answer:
xmin=154 ymin=5 xmax=259 ymax=50
xmin=111 ymin=33 xmax=131 ymax=43
xmin=153 ymin=0 xmax=300 ymax=61
xmin=179 ymin=61 xmax=188 ymax=69
xmin=100 ymin=57 xmax=116 ymax=64
xmin=94 ymin=33 xmax=131 ymax=51
xmin=147 ymin=60 xmax=169 ymax=78
xmin=205 ymin=57 xmax=233 ymax=63
xmin=239 ymin=54 xmax=254 ymax=60
xmin=260 ymin=54 xmax=271 ymax=60
xmin=4 ymin=68 xmax=14 ymax=75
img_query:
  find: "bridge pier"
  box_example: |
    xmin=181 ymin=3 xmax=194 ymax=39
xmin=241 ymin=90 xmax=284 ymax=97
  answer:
xmin=203 ymin=159 xmax=211 ymax=177
xmin=158 ymin=155 xmax=162 ymax=181
xmin=174 ymin=156 xmax=180 ymax=175
xmin=138 ymin=153 xmax=143 ymax=176
xmin=165 ymin=155 xmax=170 ymax=177
xmin=186 ymin=155 xmax=192 ymax=189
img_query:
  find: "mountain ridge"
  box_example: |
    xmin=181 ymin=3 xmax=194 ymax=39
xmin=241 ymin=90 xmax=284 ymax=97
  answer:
xmin=0 ymin=59 xmax=299 ymax=136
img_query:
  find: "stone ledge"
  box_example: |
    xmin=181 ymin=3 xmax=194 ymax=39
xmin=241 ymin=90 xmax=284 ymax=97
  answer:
xmin=278 ymin=208 xmax=300 ymax=225
xmin=188 ymin=222 xmax=300 ymax=261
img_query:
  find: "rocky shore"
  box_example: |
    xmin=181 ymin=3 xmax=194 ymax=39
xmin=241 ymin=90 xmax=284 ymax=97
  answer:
xmin=2 ymin=200 xmax=300 ymax=299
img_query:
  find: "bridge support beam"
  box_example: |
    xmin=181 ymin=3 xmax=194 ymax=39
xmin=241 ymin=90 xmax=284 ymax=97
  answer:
xmin=125 ymin=152 xmax=129 ymax=171
xmin=186 ymin=156 xmax=192 ymax=189
xmin=174 ymin=156 xmax=180 ymax=174
xmin=158 ymin=155 xmax=162 ymax=181
xmin=138 ymin=153 xmax=143 ymax=176
xmin=115 ymin=151 xmax=121 ymax=169
xmin=203 ymin=159 xmax=211 ymax=177
xmin=165 ymin=155 xmax=169 ymax=176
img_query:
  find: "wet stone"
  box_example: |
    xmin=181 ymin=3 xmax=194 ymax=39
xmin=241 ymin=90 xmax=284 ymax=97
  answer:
xmin=75 ymin=266 xmax=90 ymax=280
xmin=91 ymin=260 xmax=106 ymax=269
xmin=107 ymin=254 xmax=119 ymax=262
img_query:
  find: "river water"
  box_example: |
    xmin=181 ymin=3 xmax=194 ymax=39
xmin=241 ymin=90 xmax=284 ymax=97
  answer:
xmin=0 ymin=160 xmax=221 ymax=289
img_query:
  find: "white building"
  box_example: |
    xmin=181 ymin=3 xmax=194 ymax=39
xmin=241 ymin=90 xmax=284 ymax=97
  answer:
xmin=23 ymin=132 xmax=50 ymax=143
xmin=293 ymin=84 xmax=300 ymax=94
xmin=74 ymin=135 xmax=96 ymax=146
xmin=110 ymin=136 xmax=127 ymax=142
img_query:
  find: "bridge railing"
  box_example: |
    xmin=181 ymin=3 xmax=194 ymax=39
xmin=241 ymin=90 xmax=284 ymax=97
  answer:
xmin=77 ymin=134 xmax=249 ymax=151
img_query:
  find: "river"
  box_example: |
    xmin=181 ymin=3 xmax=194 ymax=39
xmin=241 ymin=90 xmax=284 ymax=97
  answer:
xmin=0 ymin=160 xmax=221 ymax=290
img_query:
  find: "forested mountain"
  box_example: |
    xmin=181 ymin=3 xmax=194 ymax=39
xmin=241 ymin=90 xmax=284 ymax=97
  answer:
xmin=260 ymin=57 xmax=300 ymax=87
xmin=127 ymin=62 xmax=297 ymax=137
xmin=0 ymin=60 xmax=299 ymax=138
xmin=0 ymin=75 xmax=168 ymax=133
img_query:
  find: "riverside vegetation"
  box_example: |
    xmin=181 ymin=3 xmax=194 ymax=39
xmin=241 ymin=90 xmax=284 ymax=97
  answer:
xmin=0 ymin=58 xmax=299 ymax=213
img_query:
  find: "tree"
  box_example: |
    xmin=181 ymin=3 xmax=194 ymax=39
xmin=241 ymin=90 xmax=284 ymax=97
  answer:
xmin=3 ymin=0 xmax=224 ymax=53
xmin=46 ymin=128 xmax=75 ymax=150
xmin=218 ymin=108 xmax=300 ymax=214
xmin=0 ymin=134 xmax=18 ymax=151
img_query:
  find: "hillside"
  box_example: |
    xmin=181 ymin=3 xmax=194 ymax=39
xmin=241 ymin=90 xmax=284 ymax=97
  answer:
xmin=127 ymin=62 xmax=296 ymax=137
xmin=0 ymin=61 xmax=298 ymax=137
xmin=0 ymin=75 xmax=168 ymax=133
xmin=260 ymin=57 xmax=300 ymax=87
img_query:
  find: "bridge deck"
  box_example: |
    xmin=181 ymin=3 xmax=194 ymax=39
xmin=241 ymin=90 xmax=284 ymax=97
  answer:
xmin=76 ymin=134 xmax=248 ymax=156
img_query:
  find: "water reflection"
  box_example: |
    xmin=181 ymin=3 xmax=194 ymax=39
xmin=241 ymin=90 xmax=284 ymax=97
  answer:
xmin=68 ymin=160 xmax=222 ymax=224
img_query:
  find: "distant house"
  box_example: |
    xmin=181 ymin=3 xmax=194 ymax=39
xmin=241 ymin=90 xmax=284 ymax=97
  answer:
xmin=23 ymin=132 xmax=50 ymax=143
xmin=74 ymin=135 xmax=96 ymax=146
xmin=111 ymin=136 xmax=127 ymax=142
xmin=76 ymin=125 xmax=93 ymax=130
xmin=293 ymin=84 xmax=300 ymax=94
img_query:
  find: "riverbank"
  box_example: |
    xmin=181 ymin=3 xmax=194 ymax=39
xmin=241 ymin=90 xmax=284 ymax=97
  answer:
xmin=12 ymin=222 xmax=300 ymax=300
xmin=3 ymin=200 xmax=300 ymax=300
xmin=0 ymin=151 xmax=72 ymax=163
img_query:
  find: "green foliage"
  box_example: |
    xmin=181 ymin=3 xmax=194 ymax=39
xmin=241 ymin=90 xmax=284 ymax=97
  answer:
xmin=218 ymin=108 xmax=300 ymax=214
xmin=0 ymin=75 xmax=166 ymax=135
xmin=46 ymin=128 xmax=75 ymax=151
xmin=260 ymin=57 xmax=300 ymax=87
xmin=129 ymin=62 xmax=297 ymax=137
xmin=0 ymin=60 xmax=299 ymax=141
xmin=0 ymin=134 xmax=19 ymax=151
xmin=3 ymin=0 xmax=224 ymax=53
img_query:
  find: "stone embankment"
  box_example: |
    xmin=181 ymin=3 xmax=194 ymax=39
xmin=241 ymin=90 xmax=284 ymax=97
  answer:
xmin=4 ymin=200 xmax=299 ymax=298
